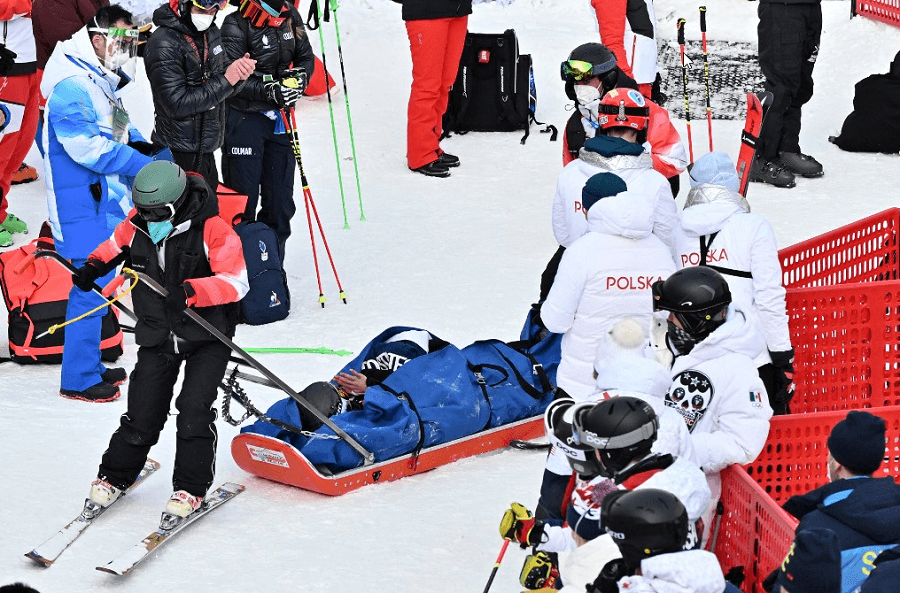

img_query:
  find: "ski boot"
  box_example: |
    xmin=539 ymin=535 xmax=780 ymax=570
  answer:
xmin=749 ymin=156 xmax=796 ymax=188
xmin=779 ymin=151 xmax=824 ymax=178
xmin=90 ymin=478 xmax=124 ymax=509
xmin=160 ymin=490 xmax=203 ymax=530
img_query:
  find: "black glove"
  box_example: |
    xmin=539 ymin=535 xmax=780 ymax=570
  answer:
xmin=128 ymin=140 xmax=155 ymax=156
xmin=72 ymin=260 xmax=107 ymax=292
xmin=0 ymin=43 xmax=16 ymax=77
xmin=769 ymin=349 xmax=795 ymax=414
xmin=136 ymin=28 xmax=152 ymax=59
xmin=264 ymin=80 xmax=302 ymax=109
xmin=164 ymin=284 xmax=188 ymax=315
xmin=587 ymin=558 xmax=632 ymax=593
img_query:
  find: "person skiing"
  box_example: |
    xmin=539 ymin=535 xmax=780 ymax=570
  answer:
xmin=560 ymin=42 xmax=686 ymax=196
xmin=220 ymin=0 xmax=315 ymax=261
xmin=143 ymin=0 xmax=256 ymax=192
xmin=539 ymin=172 xmax=675 ymax=400
xmin=72 ymin=161 xmax=249 ymax=520
xmin=651 ymin=266 xmax=772 ymax=542
xmin=41 ymin=4 xmax=153 ymax=402
xmin=676 ymin=152 xmax=794 ymax=415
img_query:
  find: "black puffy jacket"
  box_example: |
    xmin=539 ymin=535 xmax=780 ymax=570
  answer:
xmin=144 ymin=3 xmax=236 ymax=153
xmin=221 ymin=6 xmax=316 ymax=113
xmin=396 ymin=0 xmax=472 ymax=22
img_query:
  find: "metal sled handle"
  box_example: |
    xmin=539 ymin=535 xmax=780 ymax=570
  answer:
xmin=127 ymin=269 xmax=375 ymax=465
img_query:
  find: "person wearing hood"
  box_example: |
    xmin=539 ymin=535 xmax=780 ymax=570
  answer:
xmin=143 ymin=0 xmax=257 ymax=192
xmin=540 ymin=172 xmax=676 ymax=401
xmin=559 ymin=43 xmax=686 ymax=193
xmin=71 ymin=161 xmax=249 ymax=521
xmin=41 ymin=4 xmax=154 ymax=402
xmin=829 ymin=50 xmax=900 ymax=155
xmin=676 ymin=151 xmax=794 ymax=415
xmin=772 ymin=411 xmax=900 ymax=593
xmin=652 ymin=266 xmax=772 ymax=543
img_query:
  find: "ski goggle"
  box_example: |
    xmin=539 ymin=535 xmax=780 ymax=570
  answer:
xmin=238 ymin=0 xmax=287 ymax=27
xmin=560 ymin=58 xmax=617 ymax=82
xmin=137 ymin=203 xmax=176 ymax=223
xmin=192 ymin=0 xmax=229 ymax=10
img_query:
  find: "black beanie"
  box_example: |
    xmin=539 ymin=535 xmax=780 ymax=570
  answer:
xmin=774 ymin=529 xmax=841 ymax=593
xmin=827 ymin=410 xmax=887 ymax=475
xmin=581 ymin=172 xmax=627 ymax=212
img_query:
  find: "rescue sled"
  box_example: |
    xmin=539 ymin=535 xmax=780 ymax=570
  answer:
xmin=231 ymin=415 xmax=545 ymax=496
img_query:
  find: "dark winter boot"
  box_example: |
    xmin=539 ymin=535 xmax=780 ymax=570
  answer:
xmin=749 ymin=156 xmax=796 ymax=188
xmin=101 ymin=367 xmax=128 ymax=386
xmin=409 ymin=160 xmax=450 ymax=178
xmin=60 ymin=381 xmax=121 ymax=403
xmin=779 ymin=151 xmax=824 ymax=178
xmin=437 ymin=152 xmax=460 ymax=168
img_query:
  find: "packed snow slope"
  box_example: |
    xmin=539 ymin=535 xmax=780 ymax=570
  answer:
xmin=2 ymin=0 xmax=899 ymax=592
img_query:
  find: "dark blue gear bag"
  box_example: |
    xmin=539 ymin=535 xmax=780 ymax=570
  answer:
xmin=233 ymin=221 xmax=290 ymax=325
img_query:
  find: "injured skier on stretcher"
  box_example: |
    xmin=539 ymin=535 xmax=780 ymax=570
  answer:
xmin=241 ymin=325 xmax=559 ymax=473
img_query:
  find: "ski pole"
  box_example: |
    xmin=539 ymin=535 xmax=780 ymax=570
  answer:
xmin=281 ymin=108 xmax=348 ymax=306
xmin=127 ymin=268 xmax=374 ymax=464
xmin=243 ymin=346 xmax=353 ymax=355
xmin=677 ymin=18 xmax=694 ymax=164
xmin=700 ymin=6 xmax=713 ymax=152
xmin=327 ymin=0 xmax=365 ymax=222
xmin=482 ymin=539 xmax=510 ymax=593
xmin=311 ymin=0 xmax=350 ymax=229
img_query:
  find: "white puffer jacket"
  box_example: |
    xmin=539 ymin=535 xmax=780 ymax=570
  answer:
xmin=542 ymin=192 xmax=676 ymax=399
xmin=552 ymin=149 xmax=678 ymax=255
xmin=665 ymin=305 xmax=772 ymax=473
xmin=676 ymin=184 xmax=791 ymax=366
xmin=617 ymin=550 xmax=727 ymax=593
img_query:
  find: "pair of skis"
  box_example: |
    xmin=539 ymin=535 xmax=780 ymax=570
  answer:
xmin=25 ymin=459 xmax=244 ymax=575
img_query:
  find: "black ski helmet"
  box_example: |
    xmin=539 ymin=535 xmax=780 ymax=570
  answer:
xmin=571 ymin=396 xmax=658 ymax=478
xmin=544 ymin=398 xmax=604 ymax=479
xmin=562 ymin=43 xmax=618 ymax=101
xmin=601 ymin=488 xmax=690 ymax=569
xmin=296 ymin=381 xmax=343 ymax=431
xmin=652 ymin=266 xmax=732 ymax=342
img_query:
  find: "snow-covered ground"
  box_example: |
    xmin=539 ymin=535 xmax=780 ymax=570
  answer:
xmin=2 ymin=0 xmax=899 ymax=591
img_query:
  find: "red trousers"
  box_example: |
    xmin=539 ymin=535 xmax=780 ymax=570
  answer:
xmin=0 ymin=71 xmax=40 ymax=219
xmin=405 ymin=16 xmax=467 ymax=170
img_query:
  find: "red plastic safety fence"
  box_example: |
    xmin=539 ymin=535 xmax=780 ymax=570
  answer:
xmin=855 ymin=0 xmax=900 ymax=29
xmin=779 ymin=208 xmax=899 ymax=290
xmin=746 ymin=406 xmax=900 ymax=506
xmin=713 ymin=466 xmax=798 ymax=593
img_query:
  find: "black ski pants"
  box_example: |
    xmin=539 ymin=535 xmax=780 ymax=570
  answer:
xmin=171 ymin=150 xmax=220 ymax=196
xmin=222 ymin=109 xmax=297 ymax=262
xmin=98 ymin=339 xmax=231 ymax=498
xmin=757 ymin=1 xmax=822 ymax=160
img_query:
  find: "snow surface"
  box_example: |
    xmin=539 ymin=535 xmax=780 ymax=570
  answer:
xmin=2 ymin=0 xmax=900 ymax=591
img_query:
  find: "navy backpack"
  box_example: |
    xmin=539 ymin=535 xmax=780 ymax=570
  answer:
xmin=233 ymin=221 xmax=290 ymax=325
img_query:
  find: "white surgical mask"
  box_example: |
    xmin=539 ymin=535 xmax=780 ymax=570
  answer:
xmin=106 ymin=49 xmax=132 ymax=71
xmin=191 ymin=13 xmax=215 ymax=31
xmin=574 ymin=84 xmax=601 ymax=107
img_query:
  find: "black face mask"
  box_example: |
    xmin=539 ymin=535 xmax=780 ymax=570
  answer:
xmin=666 ymin=320 xmax=698 ymax=355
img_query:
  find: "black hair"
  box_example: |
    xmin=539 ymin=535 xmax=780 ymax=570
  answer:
xmin=0 ymin=584 xmax=41 ymax=593
xmin=92 ymin=4 xmax=134 ymax=34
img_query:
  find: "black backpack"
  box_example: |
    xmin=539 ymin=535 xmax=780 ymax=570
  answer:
xmin=232 ymin=221 xmax=291 ymax=325
xmin=442 ymin=29 xmax=554 ymax=144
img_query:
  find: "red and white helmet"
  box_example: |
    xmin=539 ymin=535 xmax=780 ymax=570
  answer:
xmin=598 ymin=88 xmax=650 ymax=132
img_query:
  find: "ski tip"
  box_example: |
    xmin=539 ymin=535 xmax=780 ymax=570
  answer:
xmin=508 ymin=439 xmax=551 ymax=451
xmin=96 ymin=565 xmax=126 ymax=575
xmin=24 ymin=551 xmax=52 ymax=567
xmin=145 ymin=458 xmax=161 ymax=470
xmin=220 ymin=482 xmax=247 ymax=494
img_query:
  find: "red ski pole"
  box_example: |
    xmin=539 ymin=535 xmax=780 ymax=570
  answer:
xmin=700 ymin=6 xmax=713 ymax=152
xmin=482 ymin=539 xmax=510 ymax=593
xmin=677 ymin=18 xmax=694 ymax=164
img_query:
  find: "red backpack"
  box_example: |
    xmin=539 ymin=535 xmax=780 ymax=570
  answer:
xmin=0 ymin=236 xmax=123 ymax=364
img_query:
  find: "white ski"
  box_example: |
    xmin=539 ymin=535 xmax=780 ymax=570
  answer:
xmin=25 ymin=458 xmax=161 ymax=567
xmin=96 ymin=482 xmax=245 ymax=576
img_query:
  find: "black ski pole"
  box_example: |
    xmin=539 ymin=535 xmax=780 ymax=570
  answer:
xmin=677 ymin=18 xmax=694 ymax=164
xmin=700 ymin=6 xmax=713 ymax=151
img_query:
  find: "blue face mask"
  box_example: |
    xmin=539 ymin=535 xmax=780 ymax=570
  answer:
xmin=147 ymin=221 xmax=174 ymax=244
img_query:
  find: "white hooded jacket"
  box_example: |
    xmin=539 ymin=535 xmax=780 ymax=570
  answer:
xmin=676 ymin=184 xmax=791 ymax=366
xmin=542 ymin=191 xmax=676 ymax=399
xmin=617 ymin=550 xmax=727 ymax=593
xmin=552 ymin=148 xmax=678 ymax=256
xmin=665 ymin=305 xmax=772 ymax=473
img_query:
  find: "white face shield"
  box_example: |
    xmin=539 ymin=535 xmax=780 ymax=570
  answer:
xmin=89 ymin=24 xmax=139 ymax=77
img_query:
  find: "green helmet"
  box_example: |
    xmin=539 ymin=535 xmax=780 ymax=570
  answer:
xmin=132 ymin=161 xmax=187 ymax=209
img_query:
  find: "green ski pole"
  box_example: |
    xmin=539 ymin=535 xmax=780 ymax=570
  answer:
xmin=313 ymin=0 xmax=350 ymax=229
xmin=328 ymin=0 xmax=365 ymax=222
xmin=243 ymin=347 xmax=353 ymax=356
